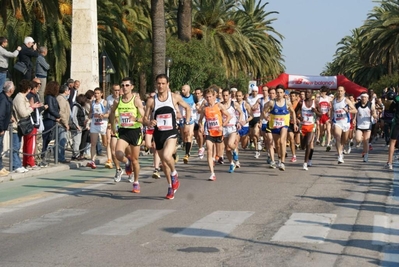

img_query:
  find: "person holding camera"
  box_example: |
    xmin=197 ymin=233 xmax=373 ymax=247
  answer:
xmin=17 ymin=36 xmax=39 ymax=80
xmin=0 ymin=37 xmax=21 ymax=92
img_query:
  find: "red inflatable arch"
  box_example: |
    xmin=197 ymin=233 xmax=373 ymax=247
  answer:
xmin=264 ymin=73 xmax=367 ymax=97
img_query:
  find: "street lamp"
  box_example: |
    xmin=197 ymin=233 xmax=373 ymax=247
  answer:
xmin=166 ymin=57 xmax=173 ymax=78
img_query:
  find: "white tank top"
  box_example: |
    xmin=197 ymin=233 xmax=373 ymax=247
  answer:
xmin=247 ymin=95 xmax=261 ymax=117
xmin=301 ymin=100 xmax=316 ymax=125
xmin=356 ymin=102 xmax=372 ymax=130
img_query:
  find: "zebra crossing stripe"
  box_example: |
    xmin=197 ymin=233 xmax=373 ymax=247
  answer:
xmin=82 ymin=209 xmax=175 ymax=236
xmin=174 ymin=210 xmax=254 ymax=238
xmin=271 ymin=213 xmax=336 ymax=243
xmin=372 ymin=215 xmax=399 ymax=246
xmin=2 ymin=209 xmax=88 ymax=234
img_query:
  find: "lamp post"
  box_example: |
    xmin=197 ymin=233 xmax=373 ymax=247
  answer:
xmin=166 ymin=57 xmax=173 ymax=78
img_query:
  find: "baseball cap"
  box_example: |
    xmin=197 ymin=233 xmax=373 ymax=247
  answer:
xmin=230 ymin=87 xmax=238 ymax=92
xmin=252 ymin=86 xmax=259 ymax=92
xmin=24 ymin=36 xmax=34 ymax=44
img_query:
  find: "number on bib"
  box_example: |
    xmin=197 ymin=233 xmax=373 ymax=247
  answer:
xmin=156 ymin=113 xmax=173 ymax=131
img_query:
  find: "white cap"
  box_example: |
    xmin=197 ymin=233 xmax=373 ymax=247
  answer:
xmin=24 ymin=36 xmax=34 ymax=44
xmin=230 ymin=87 xmax=238 ymax=92
xmin=252 ymin=86 xmax=258 ymax=92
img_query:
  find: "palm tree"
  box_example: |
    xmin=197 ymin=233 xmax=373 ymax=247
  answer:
xmin=151 ymin=0 xmax=167 ymax=83
xmin=178 ymin=0 xmax=191 ymax=41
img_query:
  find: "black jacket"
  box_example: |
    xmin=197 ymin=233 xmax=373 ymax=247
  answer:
xmin=17 ymin=44 xmax=38 ymax=69
xmin=43 ymin=95 xmax=60 ymax=121
xmin=0 ymin=91 xmax=13 ymax=132
xmin=27 ymin=92 xmax=45 ymax=125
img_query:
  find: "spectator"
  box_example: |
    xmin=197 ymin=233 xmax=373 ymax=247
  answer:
xmin=17 ymin=36 xmax=38 ymax=80
xmin=35 ymin=46 xmax=50 ymax=101
xmin=0 ymin=81 xmax=15 ymax=176
xmin=68 ymin=80 xmax=80 ymax=109
xmin=56 ymin=84 xmax=71 ymax=163
xmin=41 ymin=81 xmax=60 ymax=167
xmin=80 ymin=90 xmax=94 ymax=158
xmin=71 ymin=94 xmax=87 ymax=160
xmin=13 ymin=80 xmax=42 ymax=173
xmin=27 ymin=79 xmax=47 ymax=166
xmin=0 ymin=37 xmax=21 ymax=92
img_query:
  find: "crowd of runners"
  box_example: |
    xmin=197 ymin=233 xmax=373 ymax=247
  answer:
xmin=90 ymin=74 xmax=399 ymax=200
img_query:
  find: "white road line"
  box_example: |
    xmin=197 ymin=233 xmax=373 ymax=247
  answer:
xmin=271 ymin=213 xmax=336 ymax=243
xmin=2 ymin=209 xmax=88 ymax=234
xmin=174 ymin=210 xmax=254 ymax=239
xmin=373 ymin=215 xmax=399 ymax=246
xmin=82 ymin=209 xmax=175 ymax=236
xmin=393 ymin=163 xmax=399 ymax=201
xmin=381 ymin=247 xmax=399 ymax=267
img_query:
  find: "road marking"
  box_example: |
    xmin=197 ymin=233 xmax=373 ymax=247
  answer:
xmin=271 ymin=213 xmax=336 ymax=243
xmin=393 ymin=163 xmax=399 ymax=201
xmin=82 ymin=209 xmax=175 ymax=236
xmin=381 ymin=247 xmax=399 ymax=267
xmin=2 ymin=209 xmax=88 ymax=234
xmin=174 ymin=210 xmax=254 ymax=238
xmin=372 ymin=215 xmax=399 ymax=246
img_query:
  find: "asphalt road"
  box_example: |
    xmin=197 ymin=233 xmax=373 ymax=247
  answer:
xmin=0 ymin=141 xmax=398 ymax=267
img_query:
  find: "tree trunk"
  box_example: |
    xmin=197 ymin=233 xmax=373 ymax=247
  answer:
xmin=151 ymin=0 xmax=166 ymax=84
xmin=139 ymin=71 xmax=147 ymax=99
xmin=178 ymin=0 xmax=192 ymax=42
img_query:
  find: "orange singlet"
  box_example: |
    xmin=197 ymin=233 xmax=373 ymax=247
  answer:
xmin=204 ymin=104 xmax=223 ymax=137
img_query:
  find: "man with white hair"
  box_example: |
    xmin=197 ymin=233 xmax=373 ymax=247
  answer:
xmin=246 ymin=85 xmax=262 ymax=158
xmin=0 ymin=81 xmax=15 ymax=176
xmin=17 ymin=36 xmax=38 ymax=80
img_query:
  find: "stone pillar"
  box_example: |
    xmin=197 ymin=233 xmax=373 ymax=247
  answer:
xmin=71 ymin=0 xmax=99 ymax=94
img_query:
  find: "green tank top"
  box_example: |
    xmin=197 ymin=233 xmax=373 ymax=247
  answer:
xmin=117 ymin=95 xmax=141 ymax=129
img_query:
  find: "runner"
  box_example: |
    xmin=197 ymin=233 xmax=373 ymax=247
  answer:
xmin=260 ymin=87 xmax=276 ymax=165
xmin=353 ymin=92 xmax=377 ymax=162
xmin=298 ymin=89 xmax=320 ymax=170
xmin=221 ymin=88 xmax=243 ymax=173
xmin=256 ymin=85 xmax=270 ymax=157
xmin=287 ymin=91 xmax=300 ymax=162
xmin=179 ymin=84 xmax=195 ymax=164
xmin=193 ymin=87 xmax=206 ymax=159
xmin=105 ymin=84 xmax=120 ymax=176
xmin=198 ymin=87 xmax=232 ymax=180
xmin=263 ymin=85 xmax=298 ymax=170
xmin=109 ymin=77 xmax=145 ymax=193
xmin=330 ymin=85 xmax=357 ymax=164
xmin=236 ymin=90 xmax=253 ymax=152
xmin=143 ymin=74 xmax=191 ymax=199
xmin=316 ymin=86 xmax=333 ymax=150
xmin=87 ymin=88 xmax=109 ymax=169
xmin=385 ymin=90 xmax=398 ymax=170
xmin=246 ymin=85 xmax=262 ymax=157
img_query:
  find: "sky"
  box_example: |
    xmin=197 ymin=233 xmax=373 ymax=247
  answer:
xmin=264 ymin=0 xmax=377 ymax=76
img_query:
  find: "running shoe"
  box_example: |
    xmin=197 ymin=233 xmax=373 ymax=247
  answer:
xmin=266 ymin=157 xmax=272 ymax=164
xmin=290 ymin=155 xmax=297 ymax=163
xmin=218 ymin=157 xmax=224 ymax=164
xmin=316 ymin=139 xmax=320 ymax=145
xmin=208 ymin=173 xmax=216 ymax=181
xmin=166 ymin=187 xmax=175 ymax=199
xmin=114 ymin=168 xmax=123 ymax=182
xmin=254 ymin=151 xmax=260 ymax=159
xmin=235 ymin=161 xmax=241 ymax=168
xmin=250 ymin=142 xmax=255 ymax=149
xmin=338 ymin=155 xmax=344 ymax=164
xmin=39 ymin=161 xmax=48 ymax=168
xmin=173 ymin=153 xmax=179 ymax=163
xmin=326 ymin=145 xmax=331 ymax=152
xmin=369 ymin=144 xmax=373 ymax=151
xmin=346 ymin=146 xmax=351 ymax=154
xmin=198 ymin=147 xmax=205 ymax=159
xmin=87 ymin=161 xmax=97 ymax=169
xmin=104 ymin=159 xmax=113 ymax=169
xmin=269 ymin=161 xmax=277 ymax=169
xmin=152 ymin=170 xmax=161 ymax=179
xmin=308 ymin=160 xmax=312 ymax=167
xmin=232 ymin=149 xmax=238 ymax=161
xmin=303 ymin=163 xmax=308 ymax=171
xmin=132 ymin=182 xmax=140 ymax=193
xmin=183 ymin=154 xmax=189 ymax=164
xmin=363 ymin=153 xmax=368 ymax=162
xmin=350 ymin=140 xmax=354 ymax=147
xmin=279 ymin=162 xmax=285 ymax=171
xmin=128 ymin=175 xmax=134 ymax=183
xmin=384 ymin=163 xmax=393 ymax=170
xmin=171 ymin=172 xmax=180 ymax=192
xmin=125 ymin=157 xmax=132 ymax=175
xmin=228 ymin=163 xmax=236 ymax=173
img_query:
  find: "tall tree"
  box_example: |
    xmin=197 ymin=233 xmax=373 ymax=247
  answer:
xmin=151 ymin=0 xmax=167 ymax=83
xmin=177 ymin=0 xmax=191 ymax=41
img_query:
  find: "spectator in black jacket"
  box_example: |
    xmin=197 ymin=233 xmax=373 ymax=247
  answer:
xmin=41 ymin=81 xmax=60 ymax=166
xmin=17 ymin=36 xmax=38 ymax=80
xmin=0 ymin=81 xmax=15 ymax=176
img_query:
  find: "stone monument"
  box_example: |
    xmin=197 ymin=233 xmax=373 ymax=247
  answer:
xmin=70 ymin=0 xmax=99 ymax=93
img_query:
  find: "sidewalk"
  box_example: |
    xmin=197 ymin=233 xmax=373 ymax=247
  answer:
xmin=0 ymin=145 xmax=165 ymax=183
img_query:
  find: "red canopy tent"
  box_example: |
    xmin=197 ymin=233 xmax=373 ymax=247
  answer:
xmin=264 ymin=73 xmax=367 ymax=97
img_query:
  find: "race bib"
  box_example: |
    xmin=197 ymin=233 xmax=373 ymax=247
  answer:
xmin=302 ymin=111 xmax=313 ymax=125
xmin=320 ymin=102 xmax=329 ymax=114
xmin=94 ymin=117 xmax=103 ymax=126
xmin=119 ymin=112 xmax=134 ymax=127
xmin=207 ymin=118 xmax=220 ymax=129
xmin=156 ymin=113 xmax=173 ymax=131
xmin=273 ymin=117 xmax=285 ymax=128
xmin=335 ymin=109 xmax=345 ymax=121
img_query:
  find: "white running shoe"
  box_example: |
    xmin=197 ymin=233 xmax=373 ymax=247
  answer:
xmin=198 ymin=147 xmax=205 ymax=159
xmin=254 ymin=151 xmax=260 ymax=159
xmin=279 ymin=162 xmax=285 ymax=171
xmin=128 ymin=175 xmax=134 ymax=183
xmin=303 ymin=163 xmax=308 ymax=171
xmin=114 ymin=168 xmax=123 ymax=182
xmin=363 ymin=153 xmax=368 ymax=162
xmin=308 ymin=160 xmax=312 ymax=167
xmin=338 ymin=155 xmax=344 ymax=164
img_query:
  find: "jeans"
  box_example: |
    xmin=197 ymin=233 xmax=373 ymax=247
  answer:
xmin=42 ymin=119 xmax=56 ymax=162
xmin=0 ymin=72 xmax=6 ymax=94
xmin=71 ymin=130 xmax=82 ymax=158
xmin=58 ymin=126 xmax=67 ymax=162
xmin=0 ymin=133 xmax=4 ymax=169
xmin=12 ymin=133 xmax=22 ymax=170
